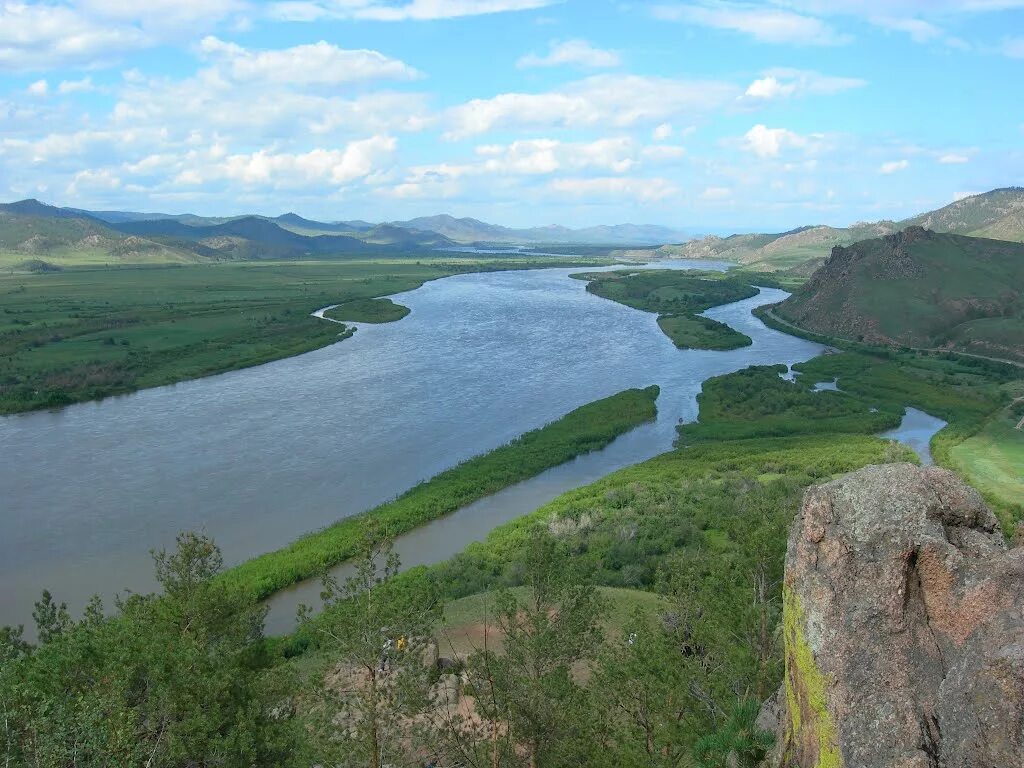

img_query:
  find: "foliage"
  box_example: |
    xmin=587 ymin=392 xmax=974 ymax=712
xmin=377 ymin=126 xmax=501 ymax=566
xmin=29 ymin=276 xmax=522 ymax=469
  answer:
xmin=692 ymin=698 xmax=775 ymax=768
xmin=676 ymin=364 xmax=901 ymax=444
xmin=0 ymin=532 xmax=293 ymax=767
xmin=572 ymin=269 xmax=756 ymax=350
xmin=297 ymin=526 xmax=442 ymax=768
xmin=324 ymin=297 xmax=411 ymax=324
xmin=222 ymin=386 xmax=659 ymax=600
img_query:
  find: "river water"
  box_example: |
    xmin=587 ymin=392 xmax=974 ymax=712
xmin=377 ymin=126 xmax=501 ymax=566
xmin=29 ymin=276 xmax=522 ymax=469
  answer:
xmin=0 ymin=261 xmax=826 ymax=633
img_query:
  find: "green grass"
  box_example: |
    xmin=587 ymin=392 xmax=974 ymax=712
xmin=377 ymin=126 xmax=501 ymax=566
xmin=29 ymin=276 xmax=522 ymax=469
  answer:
xmin=436 ymin=586 xmax=668 ymax=656
xmin=572 ymin=269 xmax=756 ymax=350
xmin=0 ymin=257 xmax=606 ymax=414
xmin=948 ymin=406 xmax=1024 ymax=526
xmin=656 ymin=314 xmax=752 ymax=350
xmin=775 ymin=230 xmax=1024 ymax=363
xmin=323 ymin=297 xmax=410 ymax=323
xmin=676 ymin=364 xmax=902 ymax=444
xmin=221 ymin=386 xmax=660 ymax=600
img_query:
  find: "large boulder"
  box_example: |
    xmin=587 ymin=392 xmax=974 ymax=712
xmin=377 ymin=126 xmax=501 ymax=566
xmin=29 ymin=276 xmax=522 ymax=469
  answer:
xmin=768 ymin=463 xmax=1024 ymax=767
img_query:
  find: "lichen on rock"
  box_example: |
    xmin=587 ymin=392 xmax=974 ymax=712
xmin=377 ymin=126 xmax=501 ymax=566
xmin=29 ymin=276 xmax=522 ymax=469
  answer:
xmin=766 ymin=463 xmax=1024 ymax=768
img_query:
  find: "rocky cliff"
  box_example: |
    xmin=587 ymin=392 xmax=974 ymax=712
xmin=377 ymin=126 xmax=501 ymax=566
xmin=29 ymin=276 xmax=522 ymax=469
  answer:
xmin=763 ymin=463 xmax=1024 ymax=767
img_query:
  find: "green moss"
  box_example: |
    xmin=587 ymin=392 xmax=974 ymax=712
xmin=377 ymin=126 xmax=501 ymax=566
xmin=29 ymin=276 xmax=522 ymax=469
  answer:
xmin=783 ymin=588 xmax=842 ymax=768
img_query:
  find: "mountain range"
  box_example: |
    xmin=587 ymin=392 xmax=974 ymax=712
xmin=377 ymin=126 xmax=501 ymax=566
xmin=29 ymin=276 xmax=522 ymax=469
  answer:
xmin=647 ymin=187 xmax=1024 ymax=272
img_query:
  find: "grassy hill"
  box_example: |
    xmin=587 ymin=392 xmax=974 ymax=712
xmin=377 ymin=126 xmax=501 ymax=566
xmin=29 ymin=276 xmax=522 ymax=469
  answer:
xmin=773 ymin=226 xmax=1024 ymax=363
xmin=902 ymin=187 xmax=1024 ymax=241
xmin=648 ymin=188 xmax=1024 ymax=273
xmin=0 ymin=209 xmax=196 ymax=267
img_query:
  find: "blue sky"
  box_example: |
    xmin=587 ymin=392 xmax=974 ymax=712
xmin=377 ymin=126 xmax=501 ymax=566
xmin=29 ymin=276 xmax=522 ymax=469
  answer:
xmin=1 ymin=1 xmax=1022 ymax=230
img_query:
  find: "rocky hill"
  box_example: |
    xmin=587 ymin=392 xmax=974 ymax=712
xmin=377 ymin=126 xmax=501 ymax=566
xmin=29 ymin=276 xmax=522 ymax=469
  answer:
xmin=773 ymin=226 xmax=1024 ymax=363
xmin=903 ymin=186 xmax=1024 ymax=241
xmin=762 ymin=463 xmax=1024 ymax=767
xmin=655 ymin=188 xmax=1024 ymax=272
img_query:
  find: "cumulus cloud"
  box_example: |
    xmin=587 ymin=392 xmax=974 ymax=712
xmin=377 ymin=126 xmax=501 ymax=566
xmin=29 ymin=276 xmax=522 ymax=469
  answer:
xmin=176 ymin=136 xmax=397 ymax=188
xmin=743 ymin=68 xmax=866 ymax=100
xmin=700 ymin=186 xmax=731 ymax=200
xmin=270 ymin=0 xmax=555 ymax=22
xmin=652 ymin=3 xmax=850 ymax=46
xmin=879 ymin=159 xmax=910 ymax=174
xmin=740 ymin=124 xmax=826 ymax=158
xmin=517 ymin=40 xmax=621 ymax=69
xmin=58 ymin=77 xmax=96 ymax=93
xmin=445 ymin=74 xmax=738 ymax=139
xmin=26 ymin=79 xmax=49 ymax=96
xmin=652 ymin=123 xmax=673 ymax=141
xmin=938 ymin=153 xmax=969 ymax=164
xmin=197 ymin=36 xmax=420 ymax=85
xmin=0 ymin=0 xmax=246 ymax=72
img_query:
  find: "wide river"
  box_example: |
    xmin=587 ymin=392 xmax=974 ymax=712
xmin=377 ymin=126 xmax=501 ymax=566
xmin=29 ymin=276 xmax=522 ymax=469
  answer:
xmin=0 ymin=261 xmax=826 ymax=633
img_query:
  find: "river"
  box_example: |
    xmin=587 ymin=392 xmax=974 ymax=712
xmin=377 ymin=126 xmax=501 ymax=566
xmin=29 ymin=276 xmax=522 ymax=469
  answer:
xmin=0 ymin=261 xmax=826 ymax=632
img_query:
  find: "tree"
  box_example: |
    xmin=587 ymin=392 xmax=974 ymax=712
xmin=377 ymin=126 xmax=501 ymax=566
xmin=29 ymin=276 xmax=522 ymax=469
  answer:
xmin=299 ymin=524 xmax=442 ymax=768
xmin=692 ymin=698 xmax=774 ymax=768
xmin=0 ymin=531 xmax=293 ymax=767
xmin=459 ymin=528 xmax=605 ymax=768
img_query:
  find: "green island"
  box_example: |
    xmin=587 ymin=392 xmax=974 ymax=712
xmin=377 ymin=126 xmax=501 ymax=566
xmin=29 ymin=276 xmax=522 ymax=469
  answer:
xmin=0 ymin=257 xmax=605 ymax=415
xmin=572 ymin=269 xmax=756 ymax=350
xmin=322 ymin=297 xmax=411 ymax=324
xmin=221 ymin=385 xmax=660 ymax=600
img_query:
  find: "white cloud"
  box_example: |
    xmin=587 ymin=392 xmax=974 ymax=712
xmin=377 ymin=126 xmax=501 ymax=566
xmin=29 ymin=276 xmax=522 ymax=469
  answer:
xmin=652 ymin=123 xmax=673 ymax=141
xmin=879 ymin=159 xmax=910 ymax=174
xmin=270 ymin=0 xmax=555 ymax=21
xmin=938 ymin=153 xmax=969 ymax=164
xmin=548 ymin=176 xmax=679 ymax=202
xmin=743 ymin=68 xmax=866 ymax=100
xmin=177 ymin=136 xmax=397 ymax=188
xmin=58 ymin=77 xmax=96 ymax=93
xmin=700 ymin=186 xmax=732 ymax=200
xmin=445 ymin=74 xmax=738 ymax=139
xmin=0 ymin=1 xmax=246 ymax=72
xmin=642 ymin=144 xmax=687 ymax=161
xmin=517 ymin=39 xmax=621 ymax=69
xmin=652 ymin=3 xmax=849 ymax=46
xmin=740 ymin=124 xmax=825 ymax=158
xmin=26 ymin=79 xmax=49 ymax=96
xmin=197 ymin=36 xmax=420 ymax=85
xmin=1002 ymin=37 xmax=1024 ymax=57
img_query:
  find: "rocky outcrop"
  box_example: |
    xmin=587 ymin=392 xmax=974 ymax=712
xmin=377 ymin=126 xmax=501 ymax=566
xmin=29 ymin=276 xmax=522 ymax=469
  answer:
xmin=766 ymin=463 xmax=1024 ymax=768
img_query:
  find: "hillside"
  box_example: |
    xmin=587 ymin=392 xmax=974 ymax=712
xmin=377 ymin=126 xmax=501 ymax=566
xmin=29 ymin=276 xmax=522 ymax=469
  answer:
xmin=774 ymin=226 xmax=1024 ymax=362
xmin=0 ymin=207 xmax=196 ymax=266
xmin=902 ymin=186 xmax=1024 ymax=241
xmin=653 ymin=188 xmax=1024 ymax=272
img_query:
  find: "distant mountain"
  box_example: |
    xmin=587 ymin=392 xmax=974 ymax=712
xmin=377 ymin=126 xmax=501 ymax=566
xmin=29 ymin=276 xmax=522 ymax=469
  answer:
xmin=111 ymin=216 xmax=395 ymax=260
xmin=774 ymin=227 xmax=1024 ymax=363
xmin=389 ymin=214 xmax=690 ymax=246
xmin=901 ymin=187 xmax=1024 ymax=242
xmin=0 ymin=201 xmax=196 ymax=263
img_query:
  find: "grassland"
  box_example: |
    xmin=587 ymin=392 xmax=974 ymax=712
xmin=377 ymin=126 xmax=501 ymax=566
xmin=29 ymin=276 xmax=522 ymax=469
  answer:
xmin=222 ymin=386 xmax=659 ymax=600
xmin=0 ymin=257 xmax=605 ymax=415
xmin=322 ymin=297 xmax=410 ymax=323
xmin=572 ymin=269 xmax=756 ymax=350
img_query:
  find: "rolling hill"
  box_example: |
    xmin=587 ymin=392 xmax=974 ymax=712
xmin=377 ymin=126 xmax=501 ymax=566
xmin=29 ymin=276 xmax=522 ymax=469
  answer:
xmin=773 ymin=226 xmax=1024 ymax=363
xmin=0 ymin=203 xmax=196 ymax=266
xmin=651 ymin=188 xmax=1024 ymax=272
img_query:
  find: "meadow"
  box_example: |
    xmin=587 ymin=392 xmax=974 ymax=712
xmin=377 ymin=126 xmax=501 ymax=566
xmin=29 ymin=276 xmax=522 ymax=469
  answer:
xmin=572 ymin=269 xmax=756 ymax=349
xmin=0 ymin=257 xmax=604 ymax=414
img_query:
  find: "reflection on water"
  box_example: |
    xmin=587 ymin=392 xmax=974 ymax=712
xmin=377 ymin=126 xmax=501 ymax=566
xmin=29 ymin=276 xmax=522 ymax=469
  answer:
xmin=0 ymin=261 xmax=824 ymax=634
xmin=879 ymin=407 xmax=948 ymax=466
